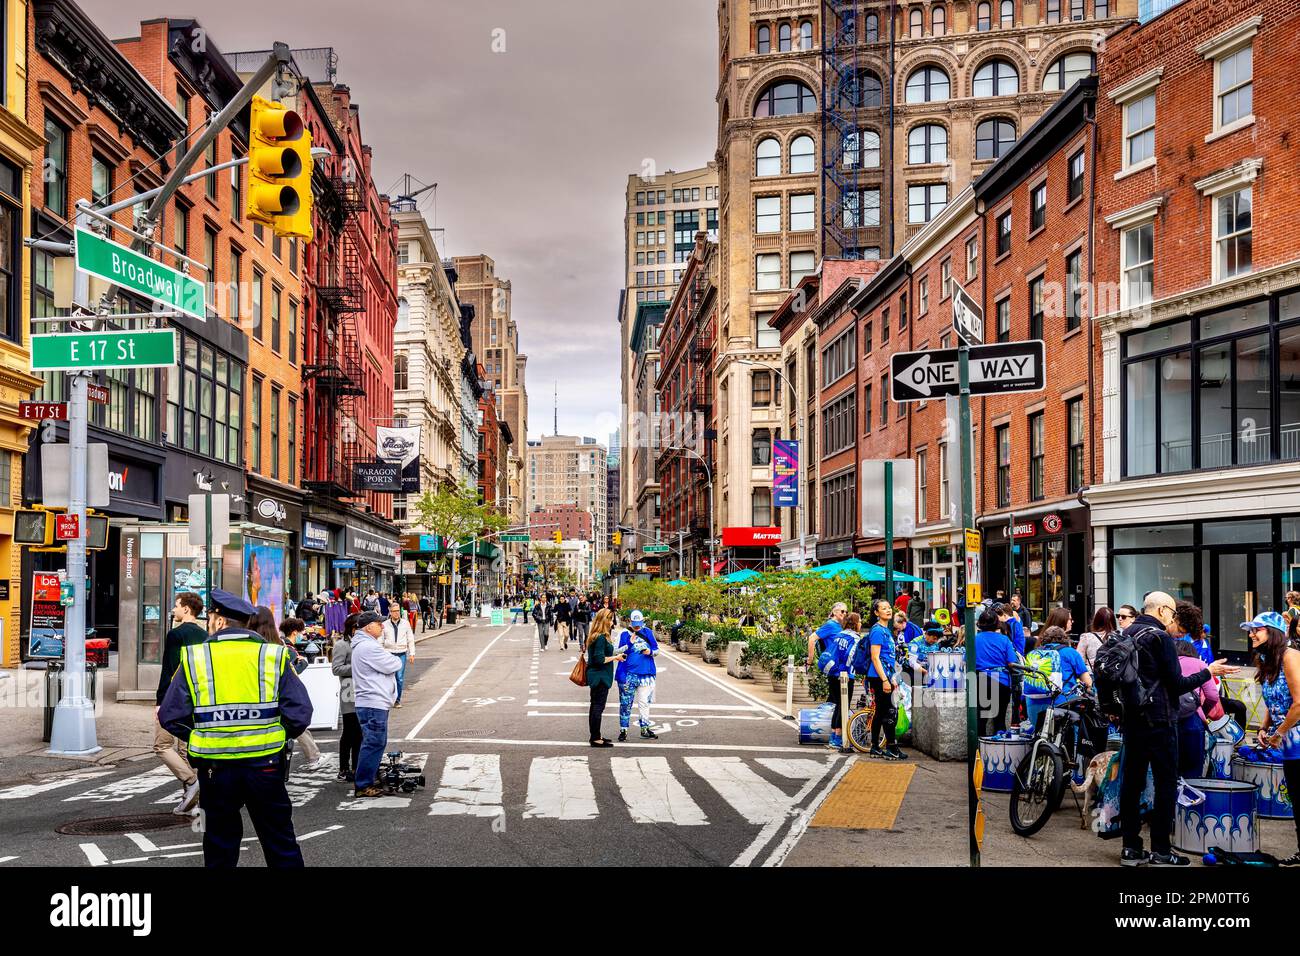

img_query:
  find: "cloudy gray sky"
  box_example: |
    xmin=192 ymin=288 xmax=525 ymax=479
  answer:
xmin=81 ymin=0 xmax=717 ymax=445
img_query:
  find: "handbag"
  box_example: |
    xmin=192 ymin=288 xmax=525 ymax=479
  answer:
xmin=569 ymin=646 xmax=588 ymax=687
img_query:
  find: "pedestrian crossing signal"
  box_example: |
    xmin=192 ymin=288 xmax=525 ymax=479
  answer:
xmin=247 ymin=95 xmax=314 ymax=242
xmin=552 ymin=530 xmax=562 ymax=544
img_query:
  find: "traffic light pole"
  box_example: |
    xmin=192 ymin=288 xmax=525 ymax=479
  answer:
xmin=959 ymin=344 xmax=980 ymax=868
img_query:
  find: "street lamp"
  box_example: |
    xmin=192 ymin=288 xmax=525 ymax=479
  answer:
xmin=678 ymin=446 xmax=715 ymax=578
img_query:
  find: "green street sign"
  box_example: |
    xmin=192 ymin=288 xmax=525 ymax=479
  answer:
xmin=31 ymin=329 xmax=178 ymax=372
xmin=75 ymin=227 xmax=205 ymax=320
xmin=500 ymin=534 xmax=530 ymax=542
xmin=643 ymin=544 xmax=670 ymax=554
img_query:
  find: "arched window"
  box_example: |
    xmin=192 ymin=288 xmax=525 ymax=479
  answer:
xmin=906 ymin=66 xmax=951 ymax=103
xmin=975 ymin=118 xmax=1017 ymax=160
xmin=396 ymin=297 xmax=410 ymax=332
xmin=865 ymin=13 xmax=879 ymax=42
xmin=843 ymin=129 xmax=881 ymax=169
xmin=908 ymin=124 xmax=948 ymax=164
xmin=754 ymin=80 xmax=817 ymax=117
xmin=933 ymin=5 xmax=947 ymax=36
xmin=800 ymin=20 xmax=814 ymax=49
xmin=394 ymin=353 xmax=409 ymax=391
xmin=756 ymin=137 xmax=782 ymax=176
xmin=1000 ymin=0 xmax=1014 ymax=28
xmin=973 ymin=59 xmax=1020 ymax=97
xmin=910 ymin=8 xmax=924 ymax=37
xmin=977 ymin=2 xmax=992 ymax=30
xmin=757 ymin=25 xmax=771 ymax=54
xmin=790 ymin=135 xmax=815 ymax=174
xmin=1042 ymin=52 xmax=1096 ymax=91
xmin=779 ymin=23 xmax=793 ymax=51
xmin=840 ymin=69 xmax=883 ymax=108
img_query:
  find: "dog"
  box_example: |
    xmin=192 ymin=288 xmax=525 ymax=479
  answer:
xmin=1071 ymin=749 xmax=1119 ymax=829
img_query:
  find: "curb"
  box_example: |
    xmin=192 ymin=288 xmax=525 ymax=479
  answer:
xmin=413 ymin=622 xmax=468 ymax=646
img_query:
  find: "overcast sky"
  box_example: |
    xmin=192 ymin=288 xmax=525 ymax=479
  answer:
xmin=81 ymin=0 xmax=717 ymax=445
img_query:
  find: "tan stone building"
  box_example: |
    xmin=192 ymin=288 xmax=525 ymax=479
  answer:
xmin=527 ymin=434 xmax=608 ymax=554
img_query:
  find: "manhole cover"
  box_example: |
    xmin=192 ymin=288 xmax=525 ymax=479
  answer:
xmin=57 ymin=813 xmax=193 ymax=836
xmin=443 ymin=729 xmax=489 ymax=738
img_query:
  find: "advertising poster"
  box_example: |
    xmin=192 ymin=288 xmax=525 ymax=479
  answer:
xmin=28 ymin=572 xmax=66 ymax=659
xmin=377 ymin=425 xmax=422 ymax=494
xmin=773 ymin=439 xmax=799 ymax=508
xmin=170 ymin=559 xmax=210 ymax=619
xmin=243 ymin=539 xmax=286 ymax=621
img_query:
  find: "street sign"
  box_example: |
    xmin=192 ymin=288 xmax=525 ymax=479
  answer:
xmin=86 ymin=383 xmax=110 ymax=405
xmin=19 ymin=402 xmax=67 ymax=421
xmin=55 ymin=514 xmax=80 ymax=541
xmin=951 ymin=281 xmax=983 ymax=346
xmin=332 ymin=559 xmax=357 ymax=569
xmin=31 ymin=329 xmax=178 ymax=372
xmin=500 ymin=534 xmax=530 ymax=543
xmin=964 ymin=528 xmax=983 ymax=605
xmin=187 ymin=494 xmax=232 ymax=547
xmin=891 ymin=340 xmax=1045 ymax=402
xmin=74 ymin=226 xmax=205 ymax=320
xmin=643 ymin=544 xmax=671 ymax=554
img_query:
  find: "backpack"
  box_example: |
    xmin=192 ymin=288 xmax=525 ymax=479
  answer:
xmin=850 ymin=632 xmax=876 ymax=677
xmin=1023 ymin=646 xmax=1063 ymax=696
xmin=1093 ymin=627 xmax=1155 ymax=720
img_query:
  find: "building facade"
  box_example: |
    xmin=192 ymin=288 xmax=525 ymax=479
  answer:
xmin=527 ymin=434 xmax=608 ymax=552
xmin=626 ymin=303 xmax=664 ymax=560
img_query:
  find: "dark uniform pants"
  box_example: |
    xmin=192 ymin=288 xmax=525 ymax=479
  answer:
xmin=197 ymin=759 xmax=304 ymax=868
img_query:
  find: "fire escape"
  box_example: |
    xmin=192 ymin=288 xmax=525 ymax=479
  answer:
xmin=688 ymin=270 xmax=714 ymax=539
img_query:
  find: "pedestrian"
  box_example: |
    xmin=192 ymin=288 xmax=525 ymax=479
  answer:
xmin=1171 ymin=631 xmax=1218 ymax=779
xmin=865 ymin=599 xmax=905 ymax=760
xmin=1044 ymin=606 xmax=1074 ymax=642
xmin=974 ymin=606 xmax=1021 ymax=737
xmin=1078 ymin=606 xmax=1119 ymax=669
xmin=249 ymin=609 xmax=325 ymax=773
xmin=533 ymin=593 xmax=554 ymax=650
xmin=1247 ymin=610 xmax=1300 ymax=866
xmin=1283 ymin=591 xmax=1300 ymax=632
xmin=295 ymin=593 xmax=320 ymax=627
xmin=158 ymin=589 xmax=311 ymax=867
xmin=419 ymin=593 xmax=432 ymax=632
xmin=1010 ymin=592 xmax=1032 ymax=633
xmin=574 ymin=594 xmax=591 ymax=644
xmin=377 ymin=591 xmax=391 ymax=617
xmin=906 ymin=620 xmax=946 ymax=683
xmin=381 ymin=601 xmax=417 ymax=708
xmin=155 ymin=591 xmax=206 ymax=815
xmin=996 ymin=602 xmax=1028 ymax=656
xmin=906 ymin=589 xmax=926 ymax=627
xmin=350 ymin=611 xmax=403 ymax=798
xmin=362 ymin=589 xmax=379 ymax=614
xmin=1021 ymin=624 xmax=1092 ymax=729
xmin=324 ymin=591 xmax=347 ymax=641
xmin=805 ymin=601 xmax=847 ymax=670
xmin=332 ymin=613 xmax=362 ymax=783
xmin=585 ymin=608 xmax=625 ymax=747
xmin=405 ymin=592 xmax=418 ymax=632
xmin=1117 ymin=591 xmax=1235 ymax=867
xmin=555 ymin=595 xmax=572 ymax=650
xmin=616 ymin=609 xmax=659 ymax=742
xmin=820 ymin=611 xmax=860 ymax=750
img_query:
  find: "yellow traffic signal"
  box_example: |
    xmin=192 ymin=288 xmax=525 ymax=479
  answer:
xmin=612 ymin=531 xmax=622 ymax=547
xmin=14 ymin=510 xmax=53 ymax=546
xmin=552 ymin=530 xmax=562 ymax=544
xmin=248 ymin=95 xmax=314 ymax=242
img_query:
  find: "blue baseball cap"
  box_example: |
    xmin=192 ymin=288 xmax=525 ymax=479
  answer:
xmin=1239 ymin=611 xmax=1286 ymax=633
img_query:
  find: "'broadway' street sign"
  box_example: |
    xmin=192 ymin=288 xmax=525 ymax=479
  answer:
xmin=75 ymin=227 xmax=205 ymax=320
xmin=890 ymin=340 xmax=1046 ymax=402
xmin=31 ymin=329 xmax=177 ymax=372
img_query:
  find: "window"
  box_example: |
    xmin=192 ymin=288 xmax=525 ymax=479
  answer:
xmin=1067 ymin=397 xmax=1084 ymax=492
xmin=840 ymin=70 xmax=883 ymax=109
xmin=822 ymin=390 xmax=856 ymax=455
xmin=863 ymin=321 xmax=873 ymax=356
xmin=270 ymin=385 xmax=281 ymax=479
xmin=230 ymin=157 xmax=242 ymax=222
xmin=910 ymin=8 xmax=923 ymax=37
xmin=1043 ymin=52 xmax=1095 ymax=91
xmin=755 ymin=196 xmax=781 ymax=233
xmin=752 ymin=428 xmax=773 ymax=466
xmin=880 ymin=375 xmax=890 ymax=425
xmin=800 ymin=20 xmax=814 ymax=49
xmin=790 ymin=251 xmax=816 ymax=285
xmin=790 ymin=193 xmax=814 ymax=231
xmin=230 ymin=250 xmax=243 ymax=325
xmin=790 ymin=135 xmax=814 ymax=174
xmin=43 ymin=117 xmax=68 ymax=216
xmin=287 ymin=395 xmax=298 ymax=484
xmin=0 ymin=160 xmax=20 ymax=342
xmin=906 ymin=67 xmax=950 ymax=103
xmin=173 ymin=202 xmax=189 ymax=256
xmin=864 ymin=383 xmax=873 ymax=432
xmin=908 ymin=124 xmax=948 ymax=164
xmin=899 ymin=293 xmax=909 ymax=331
xmin=996 ymin=425 xmax=1011 ymax=506
xmin=752 ymin=370 xmax=772 ymax=406
xmin=941 ymin=260 xmax=952 ymax=299
xmin=1029 ymin=277 xmax=1044 ymax=340
xmin=934 ymin=5 xmax=947 ymax=35
xmin=204 ymin=139 xmax=217 ymax=199
xmin=250 ymin=375 xmax=263 ymax=471
xmin=974 ymin=60 xmax=1019 ymax=97
xmin=270 ymin=286 xmax=282 ymax=353
xmin=1122 ymin=222 xmax=1153 ymax=308
xmin=882 ymin=310 xmax=889 ymax=344
xmin=204 ymin=229 xmax=216 ymax=310
xmin=821 ymin=472 xmax=856 ymax=539
xmin=843 ymin=188 xmax=881 ymax=228
xmin=756 ymin=137 xmax=781 ymax=176
xmin=996 ymin=211 xmax=1012 ymax=256
xmin=250 ymin=266 xmax=262 ymax=339
xmin=1070 ymin=0 xmax=1085 ymax=20
xmin=752 ymin=487 xmax=773 ymax=528
xmin=91 ymin=155 xmax=112 ymax=205
xmin=756 ymin=253 xmax=781 ymax=290
xmin=1046 ymin=0 xmax=1061 ymax=23
xmin=866 ymin=13 xmax=879 ymax=41
xmin=967 ymin=237 xmax=979 ymax=281
xmin=1000 ymin=0 xmax=1014 ymax=27
xmin=757 ymin=25 xmax=771 ymax=54
xmin=289 ymin=239 xmax=298 ymax=275
xmin=394 ymin=353 xmax=409 ymax=390
xmin=1125 ymin=93 xmax=1156 ymax=167
xmin=823 ymin=330 xmax=855 ymax=386
xmin=976 ymin=118 xmax=1017 ymax=159
xmin=757 ymin=312 xmax=780 ymax=348
xmin=1030 ymin=183 xmax=1047 ymax=232
xmin=917 ymin=449 xmax=928 ymax=521
xmin=977 ymin=2 xmax=992 ymax=30
xmin=996 ymin=297 xmax=1011 ymax=342
xmin=1068 ymin=149 xmax=1085 ymax=202
xmin=1066 ymin=251 xmax=1082 ymax=330
xmin=1096 ymin=0 xmax=1108 ymax=16
xmin=1213 ymin=42 xmax=1252 ymax=130
xmin=908 ymin=183 xmax=947 ymax=224
xmin=1215 ymin=187 xmax=1252 ymax=280
xmin=843 ymin=130 xmax=881 ymax=169
xmin=1029 ymin=412 xmax=1045 ymax=499
xmin=754 ymin=81 xmax=816 ymax=117
xmin=779 ymin=23 xmax=792 ymax=52
xmin=919 ymin=276 xmax=929 ymax=316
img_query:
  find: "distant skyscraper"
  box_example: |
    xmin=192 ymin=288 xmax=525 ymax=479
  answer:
xmin=608 ymin=428 xmax=621 ymax=466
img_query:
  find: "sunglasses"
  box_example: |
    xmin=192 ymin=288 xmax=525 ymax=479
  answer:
xmin=1117 ymin=612 xmax=1134 ymax=620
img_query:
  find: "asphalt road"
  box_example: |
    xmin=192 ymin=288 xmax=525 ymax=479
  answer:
xmin=0 ymin=619 xmax=850 ymax=867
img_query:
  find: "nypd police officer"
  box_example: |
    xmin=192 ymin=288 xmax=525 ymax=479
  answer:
xmin=159 ymin=589 xmax=314 ymax=867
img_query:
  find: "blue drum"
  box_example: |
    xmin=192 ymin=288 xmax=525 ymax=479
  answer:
xmin=1232 ymin=757 xmax=1294 ymax=819
xmin=798 ymin=703 xmax=834 ymax=745
xmin=1207 ymin=715 xmax=1244 ymax=746
xmin=1173 ymin=778 xmax=1259 ymax=855
xmin=1204 ymin=734 xmax=1237 ymax=780
xmin=927 ymin=651 xmax=965 ymax=691
xmin=979 ymin=735 xmax=1032 ymax=792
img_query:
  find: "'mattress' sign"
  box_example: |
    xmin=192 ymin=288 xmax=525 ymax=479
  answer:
xmin=722 ymin=527 xmax=782 ymax=548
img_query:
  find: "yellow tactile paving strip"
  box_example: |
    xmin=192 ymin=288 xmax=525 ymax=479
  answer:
xmin=810 ymin=761 xmax=916 ymax=829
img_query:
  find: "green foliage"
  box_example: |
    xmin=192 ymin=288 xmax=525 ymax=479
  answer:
xmin=411 ymin=480 xmax=509 ymax=544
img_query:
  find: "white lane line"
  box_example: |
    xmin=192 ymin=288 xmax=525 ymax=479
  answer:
xmin=755 ymin=758 xmax=832 ymax=781
xmin=339 ymin=795 xmax=413 ymax=810
xmin=403 ymin=626 xmax=513 ymax=740
xmin=0 ymin=769 xmax=114 ymax=800
xmin=610 ymin=756 xmax=707 ymax=825
xmin=684 ymin=756 xmax=799 ymax=825
xmin=731 ymin=756 xmax=842 ymax=868
xmin=64 ymin=767 xmax=175 ymax=803
xmin=124 ymin=833 xmax=159 ymax=853
xmin=403 ymin=737 xmax=815 ymax=753
xmin=663 ymin=654 xmax=790 ymax=719
xmin=761 ymin=755 xmax=857 ymax=868
xmin=523 ymin=755 xmax=599 ymax=820
xmin=427 ymin=753 xmax=503 ymax=817
xmin=79 ymin=843 xmax=109 ymax=867
xmin=298 ymin=824 xmax=344 ymax=841
xmin=528 ymin=701 xmax=761 ymax=711
xmin=527 ymin=711 xmax=768 ymax=720
xmin=0 ymin=855 xmax=18 ymax=864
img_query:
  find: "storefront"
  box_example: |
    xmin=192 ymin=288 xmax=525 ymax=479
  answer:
xmin=913 ymin=532 xmax=963 ymax=613
xmin=343 ymin=522 xmax=400 ymax=593
xmin=981 ymin=504 xmax=1089 ymax=629
xmin=301 ymin=518 xmax=340 ymax=595
xmin=721 ymin=526 xmax=782 ymax=570
xmin=242 ymin=478 xmax=304 ymax=616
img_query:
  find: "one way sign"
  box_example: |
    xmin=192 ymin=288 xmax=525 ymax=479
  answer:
xmin=891 ymin=340 xmax=1046 ymax=402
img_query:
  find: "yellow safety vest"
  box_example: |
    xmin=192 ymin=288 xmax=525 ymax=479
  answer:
xmin=181 ymin=638 xmax=289 ymax=760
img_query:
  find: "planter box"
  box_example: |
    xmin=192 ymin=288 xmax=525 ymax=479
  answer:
xmin=911 ymin=689 xmax=967 ymax=760
xmin=701 ymin=633 xmax=721 ymax=664
xmin=726 ymin=642 xmax=751 ymax=679
xmin=750 ymin=662 xmax=771 ymax=683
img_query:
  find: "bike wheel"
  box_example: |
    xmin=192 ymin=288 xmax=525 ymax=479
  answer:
xmin=1009 ymin=746 xmax=1066 ymax=837
xmin=846 ymin=707 xmax=875 ymax=754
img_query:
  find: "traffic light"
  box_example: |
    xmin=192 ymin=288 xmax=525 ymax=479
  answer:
xmin=612 ymin=531 xmax=622 ymax=547
xmin=552 ymin=530 xmax=562 ymax=544
xmin=247 ymin=94 xmax=314 ymax=241
xmin=14 ymin=510 xmax=52 ymax=545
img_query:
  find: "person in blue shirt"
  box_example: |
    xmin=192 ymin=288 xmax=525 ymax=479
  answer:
xmin=996 ymin=603 xmax=1027 ymax=656
xmin=892 ymin=610 xmax=923 ymax=645
xmin=907 ymin=620 xmax=946 ymax=681
xmin=1021 ymin=624 xmax=1092 ymax=728
xmin=615 ymin=610 xmax=660 ymax=742
xmin=862 ymin=599 xmax=905 ymax=760
xmin=806 ymin=602 xmax=847 ymax=668
xmin=1192 ymin=624 xmax=1216 ymax=666
xmin=818 ymin=612 xmax=861 ymax=750
xmin=974 ymin=606 xmax=1022 ymax=736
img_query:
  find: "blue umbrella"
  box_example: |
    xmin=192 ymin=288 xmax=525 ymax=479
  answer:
xmin=666 ymin=579 xmax=688 ymax=587
xmin=722 ymin=569 xmax=762 ymax=584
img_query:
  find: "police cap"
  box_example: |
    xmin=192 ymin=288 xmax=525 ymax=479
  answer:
xmin=210 ymin=588 xmax=256 ymax=623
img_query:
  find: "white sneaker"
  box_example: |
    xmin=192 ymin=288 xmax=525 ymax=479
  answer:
xmin=174 ymin=778 xmax=200 ymax=814
xmin=301 ymin=757 xmax=327 ymax=773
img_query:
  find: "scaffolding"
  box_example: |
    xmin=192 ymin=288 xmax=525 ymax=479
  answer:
xmin=821 ymin=1 xmax=896 ymax=261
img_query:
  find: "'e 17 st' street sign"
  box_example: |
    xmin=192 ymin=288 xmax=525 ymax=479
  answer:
xmin=31 ymin=329 xmax=178 ymax=372
xmin=500 ymin=534 xmax=530 ymax=542
xmin=75 ymin=226 xmax=205 ymax=320
xmin=890 ymin=340 xmax=1046 ymax=402
xmin=643 ymin=544 xmax=671 ymax=554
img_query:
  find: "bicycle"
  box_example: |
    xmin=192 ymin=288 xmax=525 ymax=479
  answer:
xmin=845 ymin=637 xmax=911 ymax=754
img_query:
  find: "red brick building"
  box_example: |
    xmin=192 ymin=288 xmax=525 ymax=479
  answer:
xmin=477 ymin=362 xmax=510 ymax=508
xmin=529 ymin=504 xmax=593 ymax=543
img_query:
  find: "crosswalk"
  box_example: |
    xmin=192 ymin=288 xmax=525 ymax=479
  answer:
xmin=1 ymin=751 xmax=842 ymax=830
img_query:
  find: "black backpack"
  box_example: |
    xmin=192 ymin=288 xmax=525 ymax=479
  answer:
xmin=1092 ymin=627 xmax=1156 ymax=721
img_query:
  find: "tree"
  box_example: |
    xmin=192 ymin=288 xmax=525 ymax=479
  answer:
xmin=410 ymin=481 xmax=510 ymax=607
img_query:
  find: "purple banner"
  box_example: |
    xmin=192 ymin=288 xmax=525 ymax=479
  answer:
xmin=773 ymin=439 xmax=799 ymax=508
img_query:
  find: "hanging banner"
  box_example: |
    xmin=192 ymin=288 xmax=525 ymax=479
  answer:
xmin=353 ymin=460 xmax=402 ymax=492
xmin=377 ymin=425 xmax=422 ymax=494
xmin=773 ymin=439 xmax=799 ymax=508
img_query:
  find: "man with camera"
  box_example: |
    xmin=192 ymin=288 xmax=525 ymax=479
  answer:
xmin=350 ymin=611 xmax=403 ymax=798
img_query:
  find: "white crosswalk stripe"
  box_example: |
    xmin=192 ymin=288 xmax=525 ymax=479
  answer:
xmin=63 ymin=767 xmax=175 ymax=803
xmin=338 ymin=754 xmax=427 ymax=811
xmin=427 ymin=753 xmax=502 ymax=817
xmin=523 ymin=755 xmax=598 ymax=820
xmin=0 ymin=769 xmax=114 ymax=800
xmin=610 ymin=755 xmax=708 ymax=826
xmin=683 ymin=756 xmax=799 ymax=824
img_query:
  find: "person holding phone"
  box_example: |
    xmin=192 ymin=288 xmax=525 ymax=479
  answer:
xmin=585 ymin=609 xmax=624 ymax=747
xmin=867 ymin=599 xmax=905 ymax=760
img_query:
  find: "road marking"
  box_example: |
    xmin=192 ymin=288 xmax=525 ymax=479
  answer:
xmin=0 ymin=769 xmax=114 ymax=799
xmin=403 ymin=737 xmax=815 ymax=753
xmin=403 ymin=626 xmax=513 ymax=740
xmin=526 ymin=711 xmax=767 ymax=720
xmin=79 ymin=843 xmax=109 ymax=867
xmin=761 ymin=756 xmax=857 ymax=868
xmin=298 ymin=824 xmax=344 ymax=841
xmin=664 ymin=654 xmax=790 ymax=719
xmin=64 ymin=767 xmax=175 ymax=803
xmin=610 ymin=756 xmax=708 ymax=825
xmin=527 ymin=700 xmax=761 ymax=711
xmin=684 ymin=756 xmax=799 ymax=825
xmin=124 ymin=833 xmax=159 ymax=853
xmin=523 ymin=756 xmax=599 ymax=820
xmin=339 ymin=795 xmax=413 ymax=810
xmin=428 ymin=753 xmax=503 ymax=817
xmin=0 ymin=855 xmax=17 ymax=864
xmin=731 ymin=756 xmax=843 ymax=868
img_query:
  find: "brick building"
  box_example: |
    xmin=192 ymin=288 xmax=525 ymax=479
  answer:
xmin=529 ymin=503 xmax=593 ymax=544
xmin=477 ymin=362 xmax=511 ymax=510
